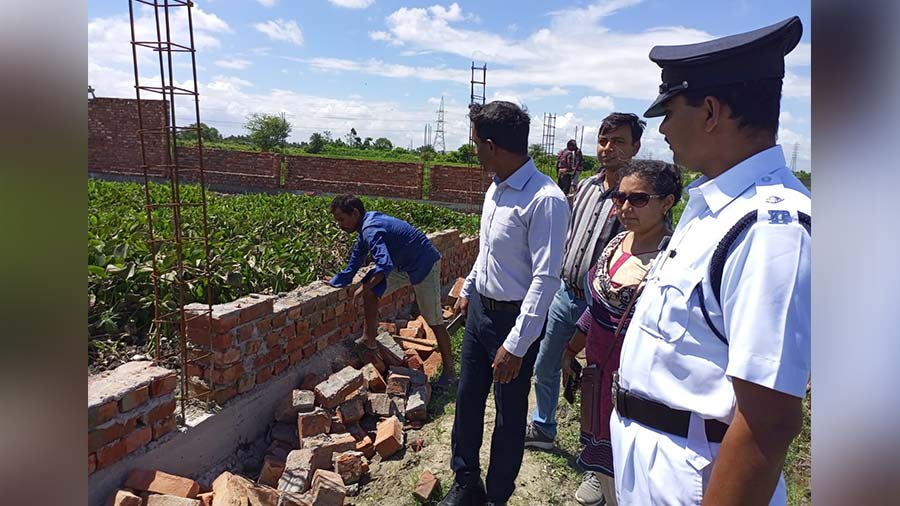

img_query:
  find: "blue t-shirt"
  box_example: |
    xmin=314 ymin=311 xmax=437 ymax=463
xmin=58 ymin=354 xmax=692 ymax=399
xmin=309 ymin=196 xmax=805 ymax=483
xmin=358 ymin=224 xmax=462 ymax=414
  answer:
xmin=329 ymin=211 xmax=441 ymax=296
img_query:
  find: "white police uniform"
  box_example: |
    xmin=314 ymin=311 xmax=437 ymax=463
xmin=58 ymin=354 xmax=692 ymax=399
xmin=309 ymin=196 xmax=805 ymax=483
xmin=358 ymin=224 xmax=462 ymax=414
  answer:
xmin=609 ymin=16 xmax=810 ymax=506
xmin=610 ymin=145 xmax=810 ymax=505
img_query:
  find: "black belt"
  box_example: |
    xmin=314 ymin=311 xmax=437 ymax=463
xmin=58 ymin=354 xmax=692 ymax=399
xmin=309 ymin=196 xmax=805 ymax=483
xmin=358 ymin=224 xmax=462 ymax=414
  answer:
xmin=479 ymin=294 xmax=522 ymax=313
xmin=612 ymin=373 xmax=729 ymax=443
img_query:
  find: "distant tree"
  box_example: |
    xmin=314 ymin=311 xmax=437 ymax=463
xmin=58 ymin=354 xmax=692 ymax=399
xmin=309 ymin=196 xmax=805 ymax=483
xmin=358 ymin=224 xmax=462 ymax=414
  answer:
xmin=373 ymin=137 xmax=393 ymax=151
xmin=418 ymin=144 xmax=436 ymax=161
xmin=455 ymin=143 xmax=476 ymax=163
xmin=362 ymin=137 xmax=373 ymax=150
xmin=308 ymin=132 xmax=326 ymax=153
xmin=528 ymin=143 xmax=544 ymax=160
xmin=177 ymin=122 xmax=222 ymax=142
xmin=244 ymin=113 xmax=291 ymax=152
xmin=582 ymin=155 xmax=597 ymax=173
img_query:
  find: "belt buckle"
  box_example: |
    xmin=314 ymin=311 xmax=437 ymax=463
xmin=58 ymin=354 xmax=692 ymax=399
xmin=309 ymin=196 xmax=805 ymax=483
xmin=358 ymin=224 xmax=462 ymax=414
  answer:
xmin=611 ymin=371 xmax=626 ymax=418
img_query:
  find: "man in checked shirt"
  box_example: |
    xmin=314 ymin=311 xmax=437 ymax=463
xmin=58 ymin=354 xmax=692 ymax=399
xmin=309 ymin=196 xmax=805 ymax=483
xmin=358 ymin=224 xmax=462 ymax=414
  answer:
xmin=524 ymin=112 xmax=646 ymax=505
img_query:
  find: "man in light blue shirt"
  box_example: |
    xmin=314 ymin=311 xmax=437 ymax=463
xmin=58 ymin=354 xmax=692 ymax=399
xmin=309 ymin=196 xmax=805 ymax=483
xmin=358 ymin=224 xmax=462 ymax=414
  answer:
xmin=438 ymin=101 xmax=570 ymax=506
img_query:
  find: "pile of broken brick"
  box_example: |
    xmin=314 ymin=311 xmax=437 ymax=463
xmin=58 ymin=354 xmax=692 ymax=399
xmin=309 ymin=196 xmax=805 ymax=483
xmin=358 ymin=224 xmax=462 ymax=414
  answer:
xmin=104 ymin=316 xmax=449 ymax=506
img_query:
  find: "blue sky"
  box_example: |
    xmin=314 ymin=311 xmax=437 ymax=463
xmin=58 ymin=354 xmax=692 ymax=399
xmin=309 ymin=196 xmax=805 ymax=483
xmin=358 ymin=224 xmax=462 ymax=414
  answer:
xmin=88 ymin=0 xmax=811 ymax=171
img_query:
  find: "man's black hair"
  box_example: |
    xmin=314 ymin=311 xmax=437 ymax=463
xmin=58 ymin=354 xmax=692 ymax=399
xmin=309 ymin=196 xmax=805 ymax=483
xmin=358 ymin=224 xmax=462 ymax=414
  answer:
xmin=599 ymin=112 xmax=647 ymax=143
xmin=468 ymin=101 xmax=530 ymax=155
xmin=682 ymin=78 xmax=782 ymax=141
xmin=330 ymin=194 xmax=366 ymax=216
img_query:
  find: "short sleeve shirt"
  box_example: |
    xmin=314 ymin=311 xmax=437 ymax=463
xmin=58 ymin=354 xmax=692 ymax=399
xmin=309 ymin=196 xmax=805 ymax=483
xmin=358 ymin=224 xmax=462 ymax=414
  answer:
xmin=617 ymin=145 xmax=811 ymax=423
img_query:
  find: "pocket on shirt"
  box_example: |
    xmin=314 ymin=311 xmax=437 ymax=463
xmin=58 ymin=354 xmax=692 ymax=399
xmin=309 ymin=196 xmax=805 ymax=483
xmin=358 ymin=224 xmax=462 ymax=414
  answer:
xmin=638 ymin=270 xmax=701 ymax=343
xmin=489 ymin=221 xmax=527 ymax=251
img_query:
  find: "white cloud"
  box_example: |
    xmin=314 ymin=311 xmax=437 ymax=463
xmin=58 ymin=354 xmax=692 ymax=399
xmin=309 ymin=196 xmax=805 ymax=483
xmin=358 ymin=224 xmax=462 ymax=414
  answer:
xmin=786 ymin=42 xmax=811 ymax=67
xmin=253 ymin=19 xmax=304 ymax=46
xmin=304 ymin=57 xmax=469 ymax=83
xmin=577 ymin=95 xmax=615 ymax=110
xmin=257 ymin=0 xmax=277 ymax=6
xmin=783 ymin=72 xmax=811 ymax=98
xmin=328 ymin=0 xmax=375 ymax=9
xmin=215 ymin=58 xmax=252 ymax=70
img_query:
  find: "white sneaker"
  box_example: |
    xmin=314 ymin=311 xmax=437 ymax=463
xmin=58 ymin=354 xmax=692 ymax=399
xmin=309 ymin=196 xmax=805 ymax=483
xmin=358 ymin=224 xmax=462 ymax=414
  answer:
xmin=574 ymin=471 xmax=606 ymax=506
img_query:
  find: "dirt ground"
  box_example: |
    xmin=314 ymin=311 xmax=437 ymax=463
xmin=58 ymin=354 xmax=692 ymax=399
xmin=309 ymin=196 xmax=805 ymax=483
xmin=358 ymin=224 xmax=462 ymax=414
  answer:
xmin=350 ymin=384 xmax=584 ymax=506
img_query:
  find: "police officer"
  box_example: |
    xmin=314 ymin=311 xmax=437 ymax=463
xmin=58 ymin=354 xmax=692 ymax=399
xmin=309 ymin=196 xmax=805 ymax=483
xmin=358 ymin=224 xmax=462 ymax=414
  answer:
xmin=608 ymin=17 xmax=811 ymax=505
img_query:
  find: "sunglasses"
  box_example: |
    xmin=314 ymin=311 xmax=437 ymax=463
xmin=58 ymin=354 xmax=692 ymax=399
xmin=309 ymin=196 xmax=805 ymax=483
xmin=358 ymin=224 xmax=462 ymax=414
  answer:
xmin=609 ymin=191 xmax=666 ymax=208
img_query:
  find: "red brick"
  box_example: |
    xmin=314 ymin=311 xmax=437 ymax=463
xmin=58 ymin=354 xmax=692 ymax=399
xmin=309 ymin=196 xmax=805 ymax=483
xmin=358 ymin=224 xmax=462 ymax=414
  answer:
xmin=96 ymin=439 xmax=127 ymax=469
xmin=238 ymin=373 xmax=257 ymax=393
xmin=213 ymin=347 xmax=242 ymax=366
xmin=361 ymin=363 xmax=386 ymax=393
xmin=89 ymin=421 xmax=125 ymax=453
xmin=333 ymin=303 xmax=346 ymax=317
xmin=89 ymin=453 xmax=97 ymax=475
xmin=302 ymin=343 xmax=317 ymax=359
xmin=404 ymin=349 xmax=424 ymax=372
xmin=197 ymin=492 xmax=214 ymax=506
xmin=289 ymin=349 xmax=304 ymax=365
xmin=124 ymin=425 xmax=152 ymax=454
xmin=332 ymin=451 xmax=369 ymax=485
xmin=89 ymin=400 xmax=118 ymax=428
xmin=374 ymin=416 xmax=403 ymax=458
xmin=399 ymin=327 xmax=425 ymax=339
xmin=413 ymin=470 xmax=439 ymax=503
xmin=302 ymin=433 xmax=357 ymax=469
xmin=378 ymin=322 xmax=398 ymax=334
xmin=256 ymin=365 xmax=274 ymax=385
xmin=273 ymin=357 xmax=288 ymax=376
xmin=212 ymin=386 xmax=238 ymax=405
xmin=152 ymin=415 xmax=177 ymax=440
xmin=150 ymin=373 xmax=178 ymax=397
xmin=107 ymin=489 xmax=142 ymax=506
xmin=423 ymin=351 xmax=443 ymax=379
xmin=212 ymin=363 xmax=243 ymax=385
xmin=187 ymin=328 xmax=233 ymax=350
xmin=272 ymin=311 xmax=288 ymax=328
xmin=265 ymin=331 xmax=281 ymax=347
xmin=298 ymin=408 xmax=332 ymax=438
xmin=314 ymin=366 xmax=365 ymax=409
xmin=355 ymin=436 xmax=376 ymax=459
xmin=313 ymin=320 xmax=337 ymax=337
xmin=295 ymin=320 xmax=310 ymax=335
xmin=245 ymin=339 xmax=262 ymax=356
xmin=386 ymin=373 xmax=410 ymax=397
xmin=327 ymin=332 xmax=343 ymax=346
xmin=336 ymin=396 xmax=365 ymax=425
xmin=235 ymin=324 xmax=256 ymax=342
xmin=119 ymin=385 xmax=150 ymax=413
xmin=311 ymin=469 xmax=346 ymax=506
xmin=236 ymin=296 xmax=275 ymax=324
xmin=147 ymin=398 xmax=177 ymax=424
xmin=258 ymin=454 xmax=286 ymax=488
xmin=125 ymin=469 xmax=200 ymax=498
xmin=281 ymin=324 xmax=297 ymax=340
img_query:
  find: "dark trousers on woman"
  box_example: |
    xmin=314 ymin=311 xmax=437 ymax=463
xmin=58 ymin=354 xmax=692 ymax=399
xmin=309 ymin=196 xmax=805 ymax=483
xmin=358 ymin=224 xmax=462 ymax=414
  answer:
xmin=450 ymin=291 xmax=543 ymax=503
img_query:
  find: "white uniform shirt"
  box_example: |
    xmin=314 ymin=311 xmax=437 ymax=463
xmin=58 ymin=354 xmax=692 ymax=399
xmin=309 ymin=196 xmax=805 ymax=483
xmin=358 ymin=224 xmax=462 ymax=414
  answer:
xmin=459 ymin=158 xmax=570 ymax=357
xmin=611 ymin=145 xmax=811 ymax=505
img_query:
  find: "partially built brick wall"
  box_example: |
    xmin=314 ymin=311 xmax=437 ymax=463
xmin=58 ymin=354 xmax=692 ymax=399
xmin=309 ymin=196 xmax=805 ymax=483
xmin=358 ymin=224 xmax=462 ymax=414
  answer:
xmin=429 ymin=164 xmax=493 ymax=206
xmin=283 ymin=154 xmax=422 ymax=199
xmin=174 ymin=147 xmax=281 ymax=189
xmin=87 ymin=229 xmax=477 ymax=476
xmin=88 ymin=98 xmax=169 ymax=177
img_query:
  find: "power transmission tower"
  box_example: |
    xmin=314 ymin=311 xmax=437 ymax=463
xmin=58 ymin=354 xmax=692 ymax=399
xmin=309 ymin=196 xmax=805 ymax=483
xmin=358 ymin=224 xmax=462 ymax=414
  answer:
xmin=790 ymin=142 xmax=799 ymax=171
xmin=434 ymin=96 xmax=446 ymax=154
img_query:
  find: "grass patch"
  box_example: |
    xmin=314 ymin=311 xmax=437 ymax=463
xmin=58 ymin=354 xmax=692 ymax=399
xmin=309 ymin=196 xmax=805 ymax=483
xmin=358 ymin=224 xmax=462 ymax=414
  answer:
xmin=785 ymin=390 xmax=811 ymax=505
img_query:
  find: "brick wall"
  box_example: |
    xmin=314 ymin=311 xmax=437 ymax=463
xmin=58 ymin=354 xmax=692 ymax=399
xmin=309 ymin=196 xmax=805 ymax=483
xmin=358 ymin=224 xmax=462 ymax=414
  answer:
xmin=179 ymin=229 xmax=476 ymax=408
xmin=174 ymin=147 xmax=281 ymax=189
xmin=429 ymin=164 xmax=492 ymax=205
xmin=284 ymin=154 xmax=423 ymax=199
xmin=86 ymin=229 xmax=478 ymax=475
xmin=88 ymin=98 xmax=169 ymax=177
xmin=88 ymin=362 xmax=178 ymax=474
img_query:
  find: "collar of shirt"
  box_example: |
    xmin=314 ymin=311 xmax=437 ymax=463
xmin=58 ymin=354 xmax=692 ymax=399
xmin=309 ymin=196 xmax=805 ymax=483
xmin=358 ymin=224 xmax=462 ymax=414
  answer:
xmin=492 ymin=157 xmax=539 ymax=190
xmin=687 ymin=145 xmax=787 ymax=215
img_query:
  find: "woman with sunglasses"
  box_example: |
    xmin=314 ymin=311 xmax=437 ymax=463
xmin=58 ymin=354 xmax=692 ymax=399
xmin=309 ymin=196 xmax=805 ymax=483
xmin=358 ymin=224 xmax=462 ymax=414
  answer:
xmin=564 ymin=159 xmax=682 ymax=506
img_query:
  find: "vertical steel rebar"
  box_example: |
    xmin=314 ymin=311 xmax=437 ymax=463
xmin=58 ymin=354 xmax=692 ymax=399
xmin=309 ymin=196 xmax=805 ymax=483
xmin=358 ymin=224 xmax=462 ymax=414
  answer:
xmin=130 ymin=0 xmax=214 ymax=422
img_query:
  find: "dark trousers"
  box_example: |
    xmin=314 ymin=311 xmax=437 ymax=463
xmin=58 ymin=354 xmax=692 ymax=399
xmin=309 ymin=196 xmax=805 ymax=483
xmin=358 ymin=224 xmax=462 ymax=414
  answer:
xmin=450 ymin=292 xmax=542 ymax=503
xmin=557 ymin=171 xmax=573 ymax=194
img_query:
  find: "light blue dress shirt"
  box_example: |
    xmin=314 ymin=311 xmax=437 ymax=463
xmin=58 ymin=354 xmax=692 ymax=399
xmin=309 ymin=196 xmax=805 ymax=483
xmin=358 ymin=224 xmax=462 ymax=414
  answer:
xmin=459 ymin=158 xmax=571 ymax=357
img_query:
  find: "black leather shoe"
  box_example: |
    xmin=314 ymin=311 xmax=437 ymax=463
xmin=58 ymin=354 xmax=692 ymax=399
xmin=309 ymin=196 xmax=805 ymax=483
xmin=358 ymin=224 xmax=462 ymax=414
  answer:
xmin=437 ymin=477 xmax=487 ymax=506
